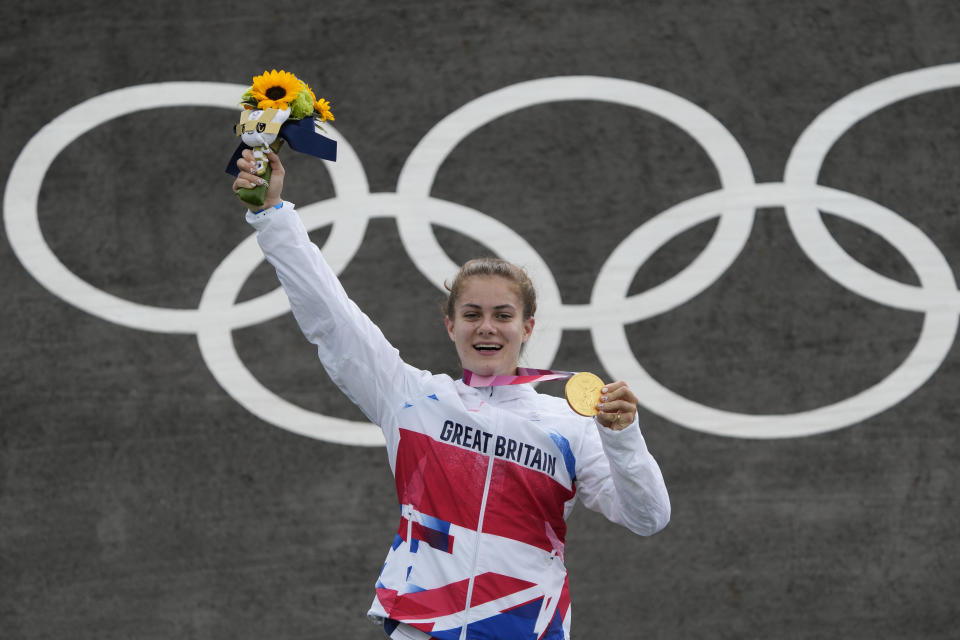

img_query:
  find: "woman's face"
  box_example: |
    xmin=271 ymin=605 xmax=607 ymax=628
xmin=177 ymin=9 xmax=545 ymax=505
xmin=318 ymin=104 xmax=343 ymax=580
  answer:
xmin=445 ymin=275 xmax=535 ymax=377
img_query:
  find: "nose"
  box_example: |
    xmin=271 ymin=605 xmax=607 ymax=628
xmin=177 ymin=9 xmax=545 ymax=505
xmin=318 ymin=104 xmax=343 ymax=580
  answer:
xmin=477 ymin=314 xmax=497 ymax=335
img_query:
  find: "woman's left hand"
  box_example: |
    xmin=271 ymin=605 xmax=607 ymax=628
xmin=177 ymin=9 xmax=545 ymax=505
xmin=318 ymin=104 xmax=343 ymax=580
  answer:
xmin=596 ymin=380 xmax=638 ymax=431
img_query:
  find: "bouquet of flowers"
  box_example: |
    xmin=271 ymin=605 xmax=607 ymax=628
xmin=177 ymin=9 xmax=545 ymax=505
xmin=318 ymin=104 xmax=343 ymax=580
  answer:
xmin=226 ymin=69 xmax=338 ymax=207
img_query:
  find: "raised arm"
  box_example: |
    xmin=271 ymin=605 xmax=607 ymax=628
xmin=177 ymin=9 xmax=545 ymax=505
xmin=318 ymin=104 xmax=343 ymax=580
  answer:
xmin=233 ymin=151 xmax=428 ymax=426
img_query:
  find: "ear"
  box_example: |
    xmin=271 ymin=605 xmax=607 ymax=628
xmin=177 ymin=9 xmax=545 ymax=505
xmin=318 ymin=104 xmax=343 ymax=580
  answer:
xmin=521 ymin=316 xmax=535 ymax=343
xmin=445 ymin=316 xmax=456 ymax=341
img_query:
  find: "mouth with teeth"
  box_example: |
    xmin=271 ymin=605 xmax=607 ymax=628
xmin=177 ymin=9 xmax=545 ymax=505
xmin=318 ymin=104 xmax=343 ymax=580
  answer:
xmin=474 ymin=344 xmax=503 ymax=352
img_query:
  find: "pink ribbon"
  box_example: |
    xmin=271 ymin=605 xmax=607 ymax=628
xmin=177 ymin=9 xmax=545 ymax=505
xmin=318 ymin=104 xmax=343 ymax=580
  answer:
xmin=462 ymin=367 xmax=576 ymax=387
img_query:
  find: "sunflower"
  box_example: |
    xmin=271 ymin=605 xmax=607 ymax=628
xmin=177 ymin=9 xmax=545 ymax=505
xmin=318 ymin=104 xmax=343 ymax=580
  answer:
xmin=250 ymin=69 xmax=304 ymax=110
xmin=314 ymin=97 xmax=335 ymax=122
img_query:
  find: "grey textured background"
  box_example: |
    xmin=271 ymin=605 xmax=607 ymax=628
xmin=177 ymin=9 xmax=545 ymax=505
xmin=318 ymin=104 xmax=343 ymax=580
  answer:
xmin=2 ymin=1 xmax=959 ymax=638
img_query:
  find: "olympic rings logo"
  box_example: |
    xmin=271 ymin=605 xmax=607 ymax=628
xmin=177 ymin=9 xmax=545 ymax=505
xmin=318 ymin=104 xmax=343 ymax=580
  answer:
xmin=5 ymin=66 xmax=959 ymax=444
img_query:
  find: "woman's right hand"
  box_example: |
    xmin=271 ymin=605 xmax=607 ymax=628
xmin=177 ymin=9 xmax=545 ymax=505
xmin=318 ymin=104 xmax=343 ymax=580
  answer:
xmin=232 ymin=149 xmax=286 ymax=210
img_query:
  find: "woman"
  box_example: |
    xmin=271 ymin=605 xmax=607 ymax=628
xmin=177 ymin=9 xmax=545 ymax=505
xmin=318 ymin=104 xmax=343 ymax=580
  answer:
xmin=232 ymin=150 xmax=670 ymax=640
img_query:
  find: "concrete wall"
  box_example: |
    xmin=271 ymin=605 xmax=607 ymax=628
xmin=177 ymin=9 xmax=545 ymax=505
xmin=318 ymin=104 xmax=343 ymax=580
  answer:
xmin=2 ymin=1 xmax=959 ymax=637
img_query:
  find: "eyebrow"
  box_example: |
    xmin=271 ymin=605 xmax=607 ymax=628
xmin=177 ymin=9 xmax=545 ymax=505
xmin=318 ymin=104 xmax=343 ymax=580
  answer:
xmin=461 ymin=303 xmax=517 ymax=310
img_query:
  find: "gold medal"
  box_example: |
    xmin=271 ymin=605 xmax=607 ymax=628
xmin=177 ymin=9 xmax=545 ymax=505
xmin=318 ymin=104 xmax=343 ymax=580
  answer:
xmin=565 ymin=372 xmax=605 ymax=417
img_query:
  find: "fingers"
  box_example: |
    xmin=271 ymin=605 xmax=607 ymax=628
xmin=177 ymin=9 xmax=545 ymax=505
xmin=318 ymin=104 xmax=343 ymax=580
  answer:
xmin=263 ymin=151 xmax=285 ymax=177
xmin=234 ymin=151 xmax=284 ymax=180
xmin=598 ymin=405 xmax=634 ymax=430
xmin=233 ymin=149 xmax=285 ymax=202
xmin=236 ymin=149 xmax=262 ymax=178
xmin=236 ymin=151 xmax=284 ymax=175
xmin=261 ymin=152 xmax=285 ymax=206
xmin=600 ymin=381 xmax=638 ymax=406
xmin=596 ymin=380 xmax=638 ymax=431
xmin=232 ymin=171 xmax=266 ymax=192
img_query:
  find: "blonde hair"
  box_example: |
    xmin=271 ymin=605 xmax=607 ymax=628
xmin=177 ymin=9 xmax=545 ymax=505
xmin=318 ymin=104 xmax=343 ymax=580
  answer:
xmin=442 ymin=257 xmax=537 ymax=319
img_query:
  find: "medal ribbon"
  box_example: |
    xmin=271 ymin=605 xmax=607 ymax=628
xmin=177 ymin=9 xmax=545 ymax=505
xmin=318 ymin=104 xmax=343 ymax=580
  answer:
xmin=462 ymin=367 xmax=576 ymax=387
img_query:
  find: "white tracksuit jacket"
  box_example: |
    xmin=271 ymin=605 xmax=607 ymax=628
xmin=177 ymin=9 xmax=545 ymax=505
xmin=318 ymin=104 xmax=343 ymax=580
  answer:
xmin=248 ymin=202 xmax=671 ymax=640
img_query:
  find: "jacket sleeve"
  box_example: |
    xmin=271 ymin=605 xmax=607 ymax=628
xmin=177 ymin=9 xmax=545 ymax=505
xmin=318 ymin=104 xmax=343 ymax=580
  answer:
xmin=573 ymin=418 xmax=671 ymax=536
xmin=246 ymin=201 xmax=428 ymax=427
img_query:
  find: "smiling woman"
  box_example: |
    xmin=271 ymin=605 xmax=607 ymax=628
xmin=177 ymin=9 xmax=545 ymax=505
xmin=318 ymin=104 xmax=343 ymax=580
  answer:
xmin=231 ymin=149 xmax=670 ymax=640
xmin=443 ymin=264 xmax=536 ymax=377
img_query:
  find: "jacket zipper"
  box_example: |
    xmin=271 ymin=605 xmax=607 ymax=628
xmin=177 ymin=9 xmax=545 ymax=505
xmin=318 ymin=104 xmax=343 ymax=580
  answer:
xmin=459 ymin=388 xmax=499 ymax=639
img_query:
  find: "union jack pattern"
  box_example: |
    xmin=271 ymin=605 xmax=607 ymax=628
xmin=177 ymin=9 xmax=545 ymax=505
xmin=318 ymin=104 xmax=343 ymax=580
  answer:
xmin=371 ymin=396 xmax=577 ymax=639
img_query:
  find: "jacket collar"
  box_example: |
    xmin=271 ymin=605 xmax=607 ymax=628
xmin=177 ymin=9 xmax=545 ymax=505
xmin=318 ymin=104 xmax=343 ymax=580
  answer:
xmin=456 ymin=378 xmax=539 ymax=404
